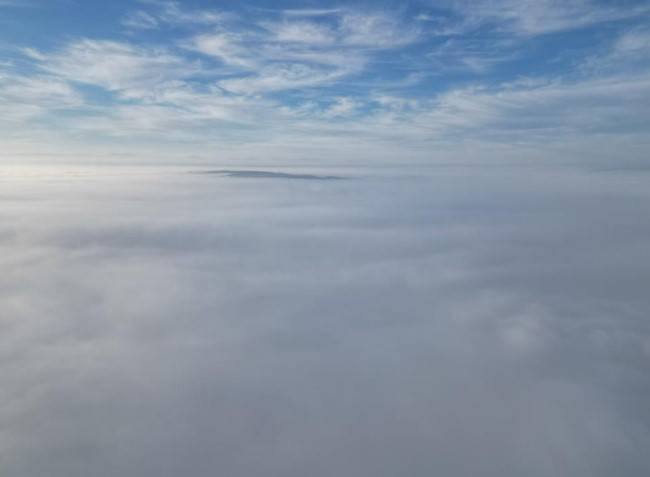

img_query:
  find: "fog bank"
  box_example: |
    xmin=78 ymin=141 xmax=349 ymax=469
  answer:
xmin=1 ymin=164 xmax=649 ymax=477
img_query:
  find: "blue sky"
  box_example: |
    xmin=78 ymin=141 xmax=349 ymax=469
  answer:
xmin=1 ymin=0 xmax=649 ymax=163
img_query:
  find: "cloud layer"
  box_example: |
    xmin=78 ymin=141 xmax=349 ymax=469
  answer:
xmin=1 ymin=165 xmax=650 ymax=476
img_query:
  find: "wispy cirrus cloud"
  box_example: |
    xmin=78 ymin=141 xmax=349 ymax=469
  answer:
xmin=217 ymin=64 xmax=351 ymax=94
xmin=262 ymin=20 xmax=337 ymax=45
xmin=31 ymin=40 xmax=198 ymax=93
xmin=427 ymin=38 xmax=519 ymax=73
xmin=121 ymin=10 xmax=159 ymax=29
xmin=123 ymin=0 xmax=226 ymax=28
xmin=337 ymin=11 xmax=421 ymax=47
xmin=0 ymin=0 xmax=33 ymax=6
xmin=1 ymin=0 xmax=649 ymax=163
xmin=180 ymin=9 xmax=419 ymax=94
xmin=581 ymin=26 xmax=650 ymax=74
xmin=282 ymin=8 xmax=344 ymax=17
xmin=419 ymin=74 xmax=650 ymax=138
xmin=428 ymin=0 xmax=650 ymax=36
xmin=0 ymin=72 xmax=81 ymax=127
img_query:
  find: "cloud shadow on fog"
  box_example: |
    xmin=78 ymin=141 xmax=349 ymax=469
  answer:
xmin=197 ymin=170 xmax=344 ymax=180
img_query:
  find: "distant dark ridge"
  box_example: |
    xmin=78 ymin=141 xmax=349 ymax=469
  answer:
xmin=198 ymin=170 xmax=344 ymax=180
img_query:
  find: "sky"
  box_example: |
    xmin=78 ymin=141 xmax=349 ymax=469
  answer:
xmin=1 ymin=0 xmax=650 ymax=163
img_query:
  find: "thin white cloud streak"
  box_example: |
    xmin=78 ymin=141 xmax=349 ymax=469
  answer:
xmin=414 ymin=74 xmax=650 ymax=137
xmin=35 ymin=40 xmax=198 ymax=92
xmin=131 ymin=0 xmax=226 ymax=27
xmin=0 ymin=0 xmax=33 ymax=6
xmin=259 ymin=10 xmax=421 ymax=48
xmin=615 ymin=27 xmax=650 ymax=54
xmin=321 ymin=97 xmax=359 ymax=118
xmin=282 ymin=8 xmax=344 ymax=17
xmin=427 ymin=38 xmax=519 ymax=73
xmin=0 ymin=73 xmax=82 ymax=128
xmin=0 ymin=74 xmax=80 ymax=108
xmin=263 ymin=20 xmax=337 ymax=45
xmin=122 ymin=10 xmax=159 ymax=29
xmin=217 ymin=64 xmax=352 ymax=94
xmin=180 ymin=8 xmax=420 ymax=94
xmin=337 ymin=11 xmax=421 ymax=47
xmin=581 ymin=26 xmax=650 ymax=74
xmin=181 ymin=12 xmax=418 ymax=94
xmin=435 ymin=0 xmax=650 ymax=35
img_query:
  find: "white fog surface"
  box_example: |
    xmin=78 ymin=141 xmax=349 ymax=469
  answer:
xmin=1 ymin=164 xmax=650 ymax=477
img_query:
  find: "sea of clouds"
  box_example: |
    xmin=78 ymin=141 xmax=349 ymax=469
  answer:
xmin=1 ymin=164 xmax=649 ymax=477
